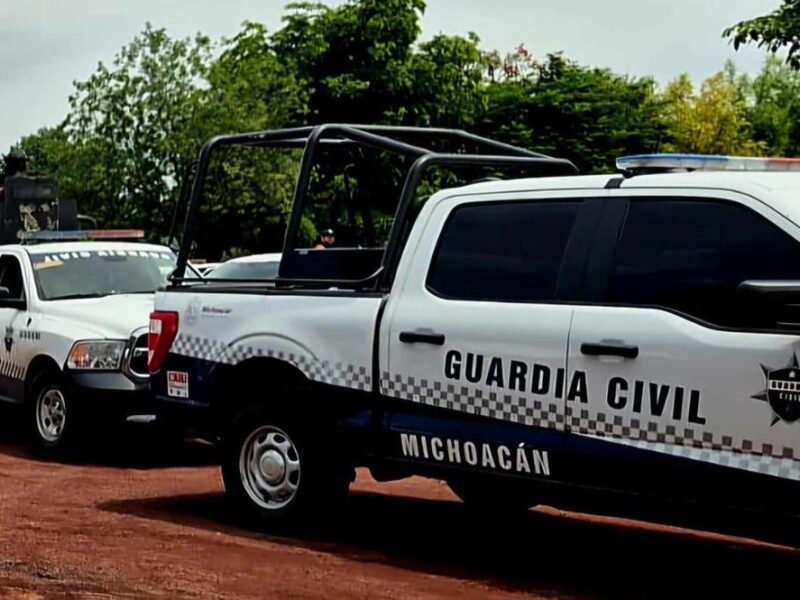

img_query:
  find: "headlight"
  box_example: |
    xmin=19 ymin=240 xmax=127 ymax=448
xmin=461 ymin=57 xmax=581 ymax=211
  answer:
xmin=67 ymin=341 xmax=125 ymax=370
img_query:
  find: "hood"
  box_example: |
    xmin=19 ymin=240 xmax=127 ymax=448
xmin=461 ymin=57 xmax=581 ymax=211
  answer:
xmin=45 ymin=293 xmax=153 ymax=339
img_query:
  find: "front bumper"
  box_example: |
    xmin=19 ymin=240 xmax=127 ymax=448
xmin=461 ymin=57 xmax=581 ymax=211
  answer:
xmin=64 ymin=371 xmax=154 ymax=420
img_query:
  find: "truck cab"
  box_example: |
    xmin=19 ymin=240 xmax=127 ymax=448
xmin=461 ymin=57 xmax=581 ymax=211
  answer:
xmin=150 ymin=127 xmax=800 ymax=527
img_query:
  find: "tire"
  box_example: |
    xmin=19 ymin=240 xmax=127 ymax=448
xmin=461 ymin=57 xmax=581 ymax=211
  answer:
xmin=447 ymin=476 xmax=537 ymax=513
xmin=28 ymin=370 xmax=82 ymax=453
xmin=221 ymin=407 xmax=352 ymax=526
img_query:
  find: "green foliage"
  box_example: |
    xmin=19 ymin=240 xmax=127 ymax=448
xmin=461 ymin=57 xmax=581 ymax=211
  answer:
xmin=269 ymin=0 xmax=487 ymax=249
xmin=66 ymin=24 xmax=213 ymax=233
xmin=18 ymin=22 xmax=304 ymax=256
xmin=187 ymin=22 xmax=306 ymax=257
xmin=724 ymin=1 xmax=800 ymax=68
xmin=15 ymin=0 xmax=800 ymax=260
xmin=479 ymin=55 xmax=667 ymax=173
xmin=399 ymin=32 xmax=486 ymax=126
xmin=272 ymin=0 xmax=426 ymax=123
xmin=737 ymin=56 xmax=800 ymax=156
xmin=660 ymin=68 xmax=763 ymax=155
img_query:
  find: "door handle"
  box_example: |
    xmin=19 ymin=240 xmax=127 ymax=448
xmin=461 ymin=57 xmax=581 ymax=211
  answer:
xmin=399 ymin=331 xmax=446 ymax=346
xmin=581 ymin=342 xmax=639 ymax=359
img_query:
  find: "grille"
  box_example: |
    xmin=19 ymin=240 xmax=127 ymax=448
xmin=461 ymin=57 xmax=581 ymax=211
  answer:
xmin=127 ymin=332 xmax=149 ymax=378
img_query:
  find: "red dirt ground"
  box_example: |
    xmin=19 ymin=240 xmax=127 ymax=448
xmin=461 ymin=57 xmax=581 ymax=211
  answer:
xmin=0 ymin=421 xmax=796 ymax=599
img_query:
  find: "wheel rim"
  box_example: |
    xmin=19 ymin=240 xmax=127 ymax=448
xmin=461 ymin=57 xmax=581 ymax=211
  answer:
xmin=36 ymin=387 xmax=67 ymax=443
xmin=238 ymin=425 xmax=301 ymax=511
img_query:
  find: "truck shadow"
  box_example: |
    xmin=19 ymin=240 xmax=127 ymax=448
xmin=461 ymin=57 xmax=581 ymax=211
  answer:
xmin=99 ymin=488 xmax=800 ymax=599
xmin=0 ymin=405 xmax=218 ymax=468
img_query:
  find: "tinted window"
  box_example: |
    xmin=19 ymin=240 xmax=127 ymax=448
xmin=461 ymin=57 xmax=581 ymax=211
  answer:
xmin=610 ymin=199 xmax=800 ymax=327
xmin=427 ymin=201 xmax=580 ymax=302
xmin=0 ymin=256 xmax=24 ymax=299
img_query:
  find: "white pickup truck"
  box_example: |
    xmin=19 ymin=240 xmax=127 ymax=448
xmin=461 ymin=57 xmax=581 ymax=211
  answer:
xmin=149 ymin=126 xmax=800 ymax=529
xmin=0 ymin=231 xmax=197 ymax=451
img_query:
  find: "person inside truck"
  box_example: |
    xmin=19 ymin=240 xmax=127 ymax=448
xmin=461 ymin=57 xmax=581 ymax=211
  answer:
xmin=314 ymin=228 xmax=336 ymax=249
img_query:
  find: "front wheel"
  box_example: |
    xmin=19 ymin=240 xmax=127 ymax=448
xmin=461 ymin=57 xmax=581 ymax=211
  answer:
xmin=221 ymin=409 xmax=351 ymax=525
xmin=29 ymin=372 xmax=81 ymax=453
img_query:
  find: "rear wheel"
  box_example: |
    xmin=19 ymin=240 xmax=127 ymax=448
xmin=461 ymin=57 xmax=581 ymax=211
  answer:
xmin=221 ymin=408 xmax=351 ymax=525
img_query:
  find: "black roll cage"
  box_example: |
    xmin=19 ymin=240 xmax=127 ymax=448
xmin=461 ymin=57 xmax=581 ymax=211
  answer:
xmin=171 ymin=124 xmax=578 ymax=291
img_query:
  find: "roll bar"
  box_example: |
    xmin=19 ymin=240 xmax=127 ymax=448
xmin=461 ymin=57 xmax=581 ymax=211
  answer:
xmin=172 ymin=124 xmax=579 ymax=290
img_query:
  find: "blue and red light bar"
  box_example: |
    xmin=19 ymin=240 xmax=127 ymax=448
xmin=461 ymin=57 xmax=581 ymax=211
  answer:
xmin=617 ymin=154 xmax=800 ymax=173
xmin=19 ymin=229 xmax=145 ymax=242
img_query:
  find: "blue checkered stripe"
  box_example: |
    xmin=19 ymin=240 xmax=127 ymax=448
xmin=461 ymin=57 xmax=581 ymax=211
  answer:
xmin=614 ymin=438 xmax=800 ymax=481
xmin=565 ymin=405 xmax=798 ymax=477
xmin=380 ymin=371 xmax=564 ymax=430
xmin=171 ymin=333 xmax=371 ymax=391
xmin=382 ymin=372 xmax=800 ymax=481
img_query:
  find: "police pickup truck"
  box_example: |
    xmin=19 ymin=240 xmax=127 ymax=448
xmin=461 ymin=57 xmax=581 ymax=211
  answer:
xmin=151 ymin=125 xmax=800 ymax=527
xmin=0 ymin=230 xmax=194 ymax=451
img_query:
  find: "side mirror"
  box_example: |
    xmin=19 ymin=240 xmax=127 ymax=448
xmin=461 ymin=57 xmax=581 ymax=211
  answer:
xmin=737 ymin=280 xmax=800 ymax=330
xmin=0 ymin=287 xmax=11 ymax=299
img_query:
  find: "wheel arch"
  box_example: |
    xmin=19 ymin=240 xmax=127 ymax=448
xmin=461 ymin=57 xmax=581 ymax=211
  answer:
xmin=213 ymin=356 xmax=311 ymax=421
xmin=23 ymin=355 xmax=61 ymax=402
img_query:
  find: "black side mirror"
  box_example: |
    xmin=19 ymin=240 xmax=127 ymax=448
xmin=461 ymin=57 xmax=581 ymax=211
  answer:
xmin=737 ymin=280 xmax=800 ymax=330
xmin=0 ymin=287 xmax=10 ymax=299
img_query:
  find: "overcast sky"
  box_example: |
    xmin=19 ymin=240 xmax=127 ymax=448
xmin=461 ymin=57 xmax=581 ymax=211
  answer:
xmin=0 ymin=0 xmax=780 ymax=153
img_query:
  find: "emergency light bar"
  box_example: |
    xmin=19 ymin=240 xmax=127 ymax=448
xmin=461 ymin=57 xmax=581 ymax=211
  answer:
xmin=617 ymin=154 xmax=800 ymax=173
xmin=19 ymin=229 xmax=145 ymax=243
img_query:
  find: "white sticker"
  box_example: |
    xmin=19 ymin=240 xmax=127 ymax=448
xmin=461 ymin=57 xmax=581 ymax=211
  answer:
xmin=167 ymin=371 xmax=189 ymax=398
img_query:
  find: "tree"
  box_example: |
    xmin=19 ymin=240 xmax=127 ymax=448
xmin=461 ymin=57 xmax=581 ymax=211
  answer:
xmin=724 ymin=1 xmax=800 ymax=68
xmin=661 ymin=68 xmax=762 ymax=155
xmin=479 ymin=54 xmax=667 ymax=173
xmin=20 ymin=0 xmax=775 ymax=258
xmin=737 ymin=56 xmax=800 ymax=156
xmin=394 ymin=32 xmax=486 ymax=127
xmin=18 ymin=23 xmax=305 ymax=257
xmin=183 ymin=22 xmax=306 ymax=257
xmin=268 ymin=0 xmax=489 ymax=249
xmin=272 ymin=0 xmax=425 ymax=124
xmin=66 ymin=24 xmax=213 ymax=233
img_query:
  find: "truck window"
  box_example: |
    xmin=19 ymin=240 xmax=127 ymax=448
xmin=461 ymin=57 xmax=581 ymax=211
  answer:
xmin=0 ymin=256 xmax=24 ymax=299
xmin=608 ymin=198 xmax=800 ymax=328
xmin=426 ymin=200 xmax=581 ymax=303
xmin=30 ymin=250 xmax=175 ymax=300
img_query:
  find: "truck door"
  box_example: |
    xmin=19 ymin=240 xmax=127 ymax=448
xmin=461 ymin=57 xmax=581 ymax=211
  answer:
xmin=380 ymin=191 xmax=602 ymax=479
xmin=0 ymin=254 xmax=28 ymax=401
xmin=567 ymin=191 xmax=800 ymax=501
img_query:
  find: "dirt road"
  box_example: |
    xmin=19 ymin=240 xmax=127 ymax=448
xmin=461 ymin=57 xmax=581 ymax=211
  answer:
xmin=0 ymin=421 xmax=796 ymax=599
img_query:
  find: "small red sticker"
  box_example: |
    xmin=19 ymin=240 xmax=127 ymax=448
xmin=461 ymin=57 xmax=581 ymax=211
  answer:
xmin=167 ymin=371 xmax=189 ymax=398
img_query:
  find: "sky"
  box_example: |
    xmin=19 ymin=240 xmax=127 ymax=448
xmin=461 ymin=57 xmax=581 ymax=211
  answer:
xmin=0 ymin=0 xmax=781 ymax=153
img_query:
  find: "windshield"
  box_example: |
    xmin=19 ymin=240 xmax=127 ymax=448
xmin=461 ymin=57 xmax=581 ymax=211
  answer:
xmin=208 ymin=260 xmax=280 ymax=280
xmin=30 ymin=248 xmax=176 ymax=300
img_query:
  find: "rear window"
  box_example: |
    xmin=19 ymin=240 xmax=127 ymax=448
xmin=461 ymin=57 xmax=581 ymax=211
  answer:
xmin=427 ymin=201 xmax=581 ymax=302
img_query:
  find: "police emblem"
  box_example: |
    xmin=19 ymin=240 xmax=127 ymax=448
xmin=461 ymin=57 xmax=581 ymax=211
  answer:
xmin=752 ymin=353 xmax=800 ymax=425
xmin=3 ymin=326 xmax=12 ymax=353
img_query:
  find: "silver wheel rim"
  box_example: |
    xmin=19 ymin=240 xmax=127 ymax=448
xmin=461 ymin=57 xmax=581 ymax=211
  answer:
xmin=238 ymin=425 xmax=301 ymax=510
xmin=36 ymin=387 xmax=66 ymax=443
